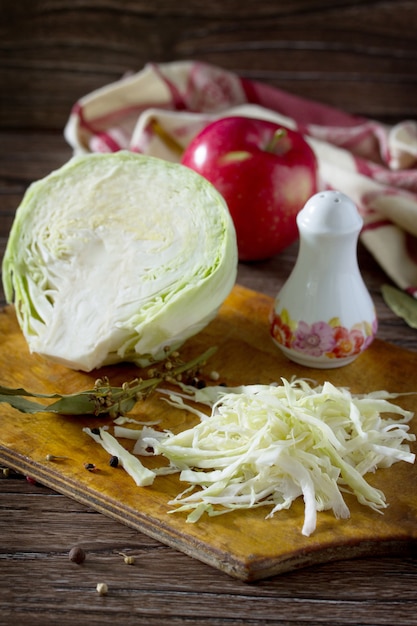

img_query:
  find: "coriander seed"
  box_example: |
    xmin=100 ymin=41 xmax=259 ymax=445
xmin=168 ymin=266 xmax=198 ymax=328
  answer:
xmin=119 ymin=551 xmax=135 ymax=565
xmin=96 ymin=582 xmax=108 ymax=595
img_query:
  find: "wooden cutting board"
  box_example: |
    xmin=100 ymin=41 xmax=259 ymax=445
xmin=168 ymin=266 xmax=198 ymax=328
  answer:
xmin=0 ymin=284 xmax=416 ymax=581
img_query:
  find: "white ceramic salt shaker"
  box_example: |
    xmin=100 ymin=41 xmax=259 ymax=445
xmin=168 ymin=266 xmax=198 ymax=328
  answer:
xmin=270 ymin=190 xmax=377 ymax=368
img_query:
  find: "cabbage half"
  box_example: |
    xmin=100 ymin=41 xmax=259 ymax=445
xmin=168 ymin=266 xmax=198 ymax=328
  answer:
xmin=2 ymin=152 xmax=237 ymax=371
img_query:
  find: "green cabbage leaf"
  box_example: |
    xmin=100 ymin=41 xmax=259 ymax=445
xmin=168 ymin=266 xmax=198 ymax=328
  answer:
xmin=2 ymin=152 xmax=237 ymax=371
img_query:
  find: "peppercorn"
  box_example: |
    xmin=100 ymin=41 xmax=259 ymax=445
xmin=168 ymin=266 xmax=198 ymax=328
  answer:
xmin=68 ymin=546 xmax=86 ymax=564
xmin=84 ymin=462 xmax=97 ymax=472
xmin=109 ymin=455 xmax=119 ymax=468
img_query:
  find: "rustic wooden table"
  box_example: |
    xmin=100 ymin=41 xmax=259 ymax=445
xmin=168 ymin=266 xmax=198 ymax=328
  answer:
xmin=1 ymin=1 xmax=417 ymax=624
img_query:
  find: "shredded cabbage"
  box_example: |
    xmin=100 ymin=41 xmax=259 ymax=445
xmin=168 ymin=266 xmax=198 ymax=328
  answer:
xmin=84 ymin=427 xmax=156 ymax=486
xmin=83 ymin=425 xmax=177 ymax=484
xmin=154 ymin=379 xmax=415 ymax=536
xmin=2 ymin=152 xmax=237 ymax=371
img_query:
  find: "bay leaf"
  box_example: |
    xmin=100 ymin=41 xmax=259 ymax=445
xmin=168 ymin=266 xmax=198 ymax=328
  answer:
xmin=381 ymin=284 xmax=417 ymax=329
xmin=0 ymin=346 xmax=218 ymax=418
xmin=0 ymin=394 xmax=51 ymax=414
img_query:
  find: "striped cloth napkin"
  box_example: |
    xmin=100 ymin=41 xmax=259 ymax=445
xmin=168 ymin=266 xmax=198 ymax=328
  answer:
xmin=64 ymin=60 xmax=417 ymax=298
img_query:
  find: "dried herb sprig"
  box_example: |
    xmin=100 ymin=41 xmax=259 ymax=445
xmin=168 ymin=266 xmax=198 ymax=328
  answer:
xmin=0 ymin=346 xmax=217 ymax=419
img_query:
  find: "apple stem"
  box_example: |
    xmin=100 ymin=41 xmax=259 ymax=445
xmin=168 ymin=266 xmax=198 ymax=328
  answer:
xmin=266 ymin=128 xmax=287 ymax=153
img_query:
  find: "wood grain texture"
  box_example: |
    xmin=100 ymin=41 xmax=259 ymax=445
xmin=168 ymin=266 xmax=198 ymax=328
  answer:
xmin=0 ymin=476 xmax=415 ymax=626
xmin=2 ymin=0 xmax=417 ymax=131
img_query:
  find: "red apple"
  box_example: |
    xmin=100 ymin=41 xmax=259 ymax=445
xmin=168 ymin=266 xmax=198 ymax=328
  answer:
xmin=181 ymin=116 xmax=318 ymax=261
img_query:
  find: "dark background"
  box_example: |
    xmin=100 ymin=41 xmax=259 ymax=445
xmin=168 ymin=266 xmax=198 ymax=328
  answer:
xmin=2 ymin=0 xmax=416 ymax=132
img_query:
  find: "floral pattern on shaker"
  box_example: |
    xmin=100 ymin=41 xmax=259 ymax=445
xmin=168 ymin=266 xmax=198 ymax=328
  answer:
xmin=270 ymin=309 xmax=376 ymax=360
xmin=292 ymin=321 xmax=336 ymax=357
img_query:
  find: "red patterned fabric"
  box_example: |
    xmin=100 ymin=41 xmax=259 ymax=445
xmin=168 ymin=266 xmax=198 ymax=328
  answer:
xmin=64 ymin=60 xmax=417 ymax=295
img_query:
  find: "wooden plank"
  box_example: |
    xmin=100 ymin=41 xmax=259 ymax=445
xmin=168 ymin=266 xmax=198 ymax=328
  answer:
xmin=0 ymin=285 xmax=416 ymax=581
xmin=2 ymin=0 xmax=417 ymax=130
